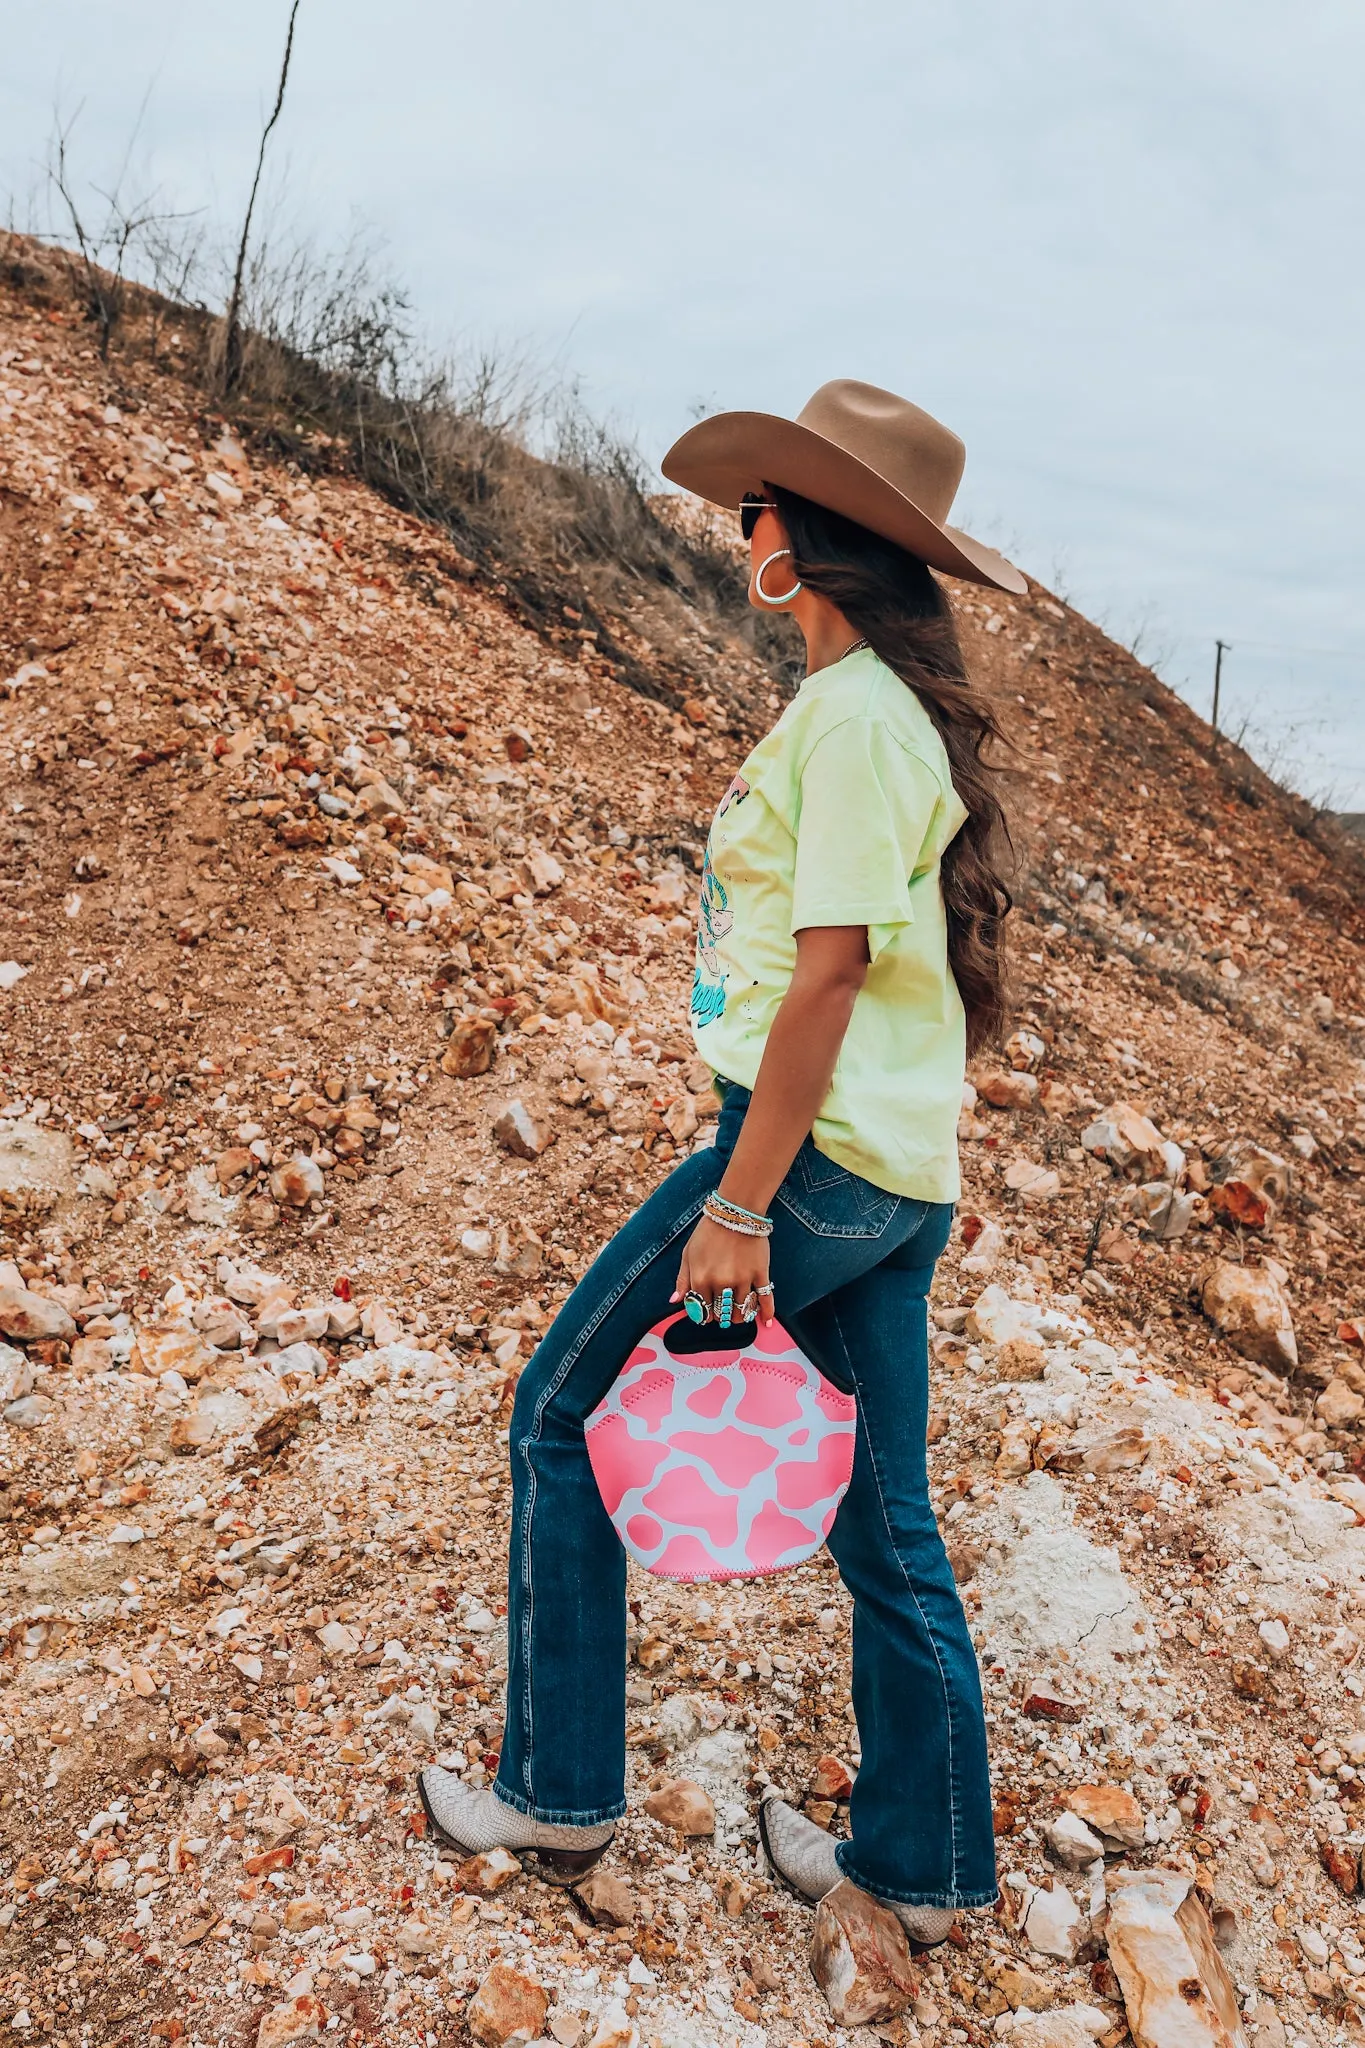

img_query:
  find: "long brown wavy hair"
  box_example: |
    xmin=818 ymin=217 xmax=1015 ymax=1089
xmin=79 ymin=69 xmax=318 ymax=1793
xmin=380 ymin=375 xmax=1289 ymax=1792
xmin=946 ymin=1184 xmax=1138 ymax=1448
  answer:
xmin=769 ymin=483 xmax=1014 ymax=1052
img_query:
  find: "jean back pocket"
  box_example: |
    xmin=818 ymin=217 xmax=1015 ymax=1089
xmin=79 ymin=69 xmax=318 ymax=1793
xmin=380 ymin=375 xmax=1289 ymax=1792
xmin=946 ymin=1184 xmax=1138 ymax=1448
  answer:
xmin=776 ymin=1140 xmax=900 ymax=1240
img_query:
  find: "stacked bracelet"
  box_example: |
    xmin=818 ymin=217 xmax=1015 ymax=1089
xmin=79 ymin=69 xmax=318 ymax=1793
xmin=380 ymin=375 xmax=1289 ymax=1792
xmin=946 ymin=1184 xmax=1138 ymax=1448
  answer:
xmin=702 ymin=1192 xmax=774 ymax=1238
xmin=709 ymin=1191 xmax=769 ymax=1226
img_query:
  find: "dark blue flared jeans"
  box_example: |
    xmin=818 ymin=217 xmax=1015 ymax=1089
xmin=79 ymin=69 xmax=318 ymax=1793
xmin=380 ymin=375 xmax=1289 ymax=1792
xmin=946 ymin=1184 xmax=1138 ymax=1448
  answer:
xmin=494 ymin=1083 xmax=997 ymax=1908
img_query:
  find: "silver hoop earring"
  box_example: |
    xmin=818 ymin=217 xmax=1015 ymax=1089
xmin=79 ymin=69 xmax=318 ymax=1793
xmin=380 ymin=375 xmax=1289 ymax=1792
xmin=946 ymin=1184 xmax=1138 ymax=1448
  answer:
xmin=754 ymin=548 xmax=803 ymax=607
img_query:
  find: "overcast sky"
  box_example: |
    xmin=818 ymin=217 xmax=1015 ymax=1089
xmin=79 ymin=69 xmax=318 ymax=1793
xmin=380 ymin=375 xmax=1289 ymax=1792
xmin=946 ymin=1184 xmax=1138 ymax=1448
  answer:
xmin=5 ymin=1 xmax=1364 ymax=805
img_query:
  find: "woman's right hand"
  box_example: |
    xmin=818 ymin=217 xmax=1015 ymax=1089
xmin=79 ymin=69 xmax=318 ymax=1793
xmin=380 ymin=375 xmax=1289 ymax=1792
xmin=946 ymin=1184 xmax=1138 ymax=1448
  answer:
xmin=673 ymin=1214 xmax=775 ymax=1326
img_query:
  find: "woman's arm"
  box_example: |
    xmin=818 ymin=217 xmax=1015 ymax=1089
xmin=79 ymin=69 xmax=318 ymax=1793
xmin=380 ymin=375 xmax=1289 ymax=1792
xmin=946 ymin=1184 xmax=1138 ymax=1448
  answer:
xmin=674 ymin=924 xmax=869 ymax=1324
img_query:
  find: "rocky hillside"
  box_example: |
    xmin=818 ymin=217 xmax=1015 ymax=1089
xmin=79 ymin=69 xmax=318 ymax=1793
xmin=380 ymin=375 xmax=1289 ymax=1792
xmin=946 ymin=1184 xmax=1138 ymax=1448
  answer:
xmin=2 ymin=239 xmax=1365 ymax=2048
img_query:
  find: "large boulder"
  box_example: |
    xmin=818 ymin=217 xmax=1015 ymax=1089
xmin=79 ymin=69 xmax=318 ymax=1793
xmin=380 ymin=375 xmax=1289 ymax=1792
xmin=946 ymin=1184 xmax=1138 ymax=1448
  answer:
xmin=1064 ymin=1783 xmax=1144 ymax=1850
xmin=441 ymin=1015 xmax=498 ymax=1078
xmin=466 ymin=1963 xmax=548 ymax=2046
xmin=1081 ymin=1101 xmax=1167 ymax=1180
xmin=457 ymin=1846 xmax=522 ymax=1894
xmin=809 ymin=1879 xmax=919 ymax=2026
xmin=643 ymin=1778 xmax=715 ymax=1836
xmin=1317 ymin=1378 xmax=1365 ymax=1430
xmin=0 ymin=1284 xmax=76 ymax=1343
xmin=492 ymin=1099 xmax=554 ymax=1160
xmin=977 ymin=1069 xmax=1040 ymax=1111
xmin=1200 ymin=1259 xmax=1297 ymax=1371
xmin=270 ymin=1152 xmax=325 ymax=1208
xmin=1208 ymin=1141 xmax=1290 ymax=1232
xmin=255 ymin=1996 xmax=327 ymax=2047
xmin=1105 ymin=1867 xmax=1246 ymax=2048
xmin=1024 ymin=1879 xmax=1085 ymax=1960
xmin=0 ymin=1122 xmax=76 ymax=1230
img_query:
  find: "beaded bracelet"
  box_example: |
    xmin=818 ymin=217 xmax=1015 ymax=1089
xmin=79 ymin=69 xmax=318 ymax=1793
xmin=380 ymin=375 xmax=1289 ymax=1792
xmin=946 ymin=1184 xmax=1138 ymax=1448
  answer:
xmin=702 ymin=1194 xmax=773 ymax=1238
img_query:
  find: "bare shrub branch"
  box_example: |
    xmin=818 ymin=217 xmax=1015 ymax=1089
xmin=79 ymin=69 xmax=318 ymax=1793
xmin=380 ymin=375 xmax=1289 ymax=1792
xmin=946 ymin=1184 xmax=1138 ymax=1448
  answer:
xmin=44 ymin=108 xmax=201 ymax=359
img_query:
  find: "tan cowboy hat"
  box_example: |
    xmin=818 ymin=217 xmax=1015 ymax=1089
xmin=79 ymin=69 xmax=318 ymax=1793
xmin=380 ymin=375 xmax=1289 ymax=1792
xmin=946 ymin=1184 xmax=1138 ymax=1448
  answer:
xmin=661 ymin=378 xmax=1026 ymax=595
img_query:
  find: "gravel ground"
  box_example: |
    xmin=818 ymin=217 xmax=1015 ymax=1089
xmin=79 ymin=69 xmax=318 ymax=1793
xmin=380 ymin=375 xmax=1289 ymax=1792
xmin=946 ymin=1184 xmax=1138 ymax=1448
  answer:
xmin=3 ymin=246 xmax=1365 ymax=2048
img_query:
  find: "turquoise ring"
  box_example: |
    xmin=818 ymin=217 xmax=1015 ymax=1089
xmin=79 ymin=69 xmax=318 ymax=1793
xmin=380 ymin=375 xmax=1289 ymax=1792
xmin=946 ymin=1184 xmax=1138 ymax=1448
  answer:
xmin=718 ymin=1286 xmax=735 ymax=1330
xmin=683 ymin=1291 xmax=709 ymax=1325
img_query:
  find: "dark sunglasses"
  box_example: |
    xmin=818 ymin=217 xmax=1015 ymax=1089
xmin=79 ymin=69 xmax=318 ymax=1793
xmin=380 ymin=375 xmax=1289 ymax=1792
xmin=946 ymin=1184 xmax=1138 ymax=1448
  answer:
xmin=740 ymin=492 xmax=775 ymax=542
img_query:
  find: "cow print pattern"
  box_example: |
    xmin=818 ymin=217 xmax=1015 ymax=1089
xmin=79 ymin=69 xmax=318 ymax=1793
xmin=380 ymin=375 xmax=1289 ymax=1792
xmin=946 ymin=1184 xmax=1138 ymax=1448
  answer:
xmin=586 ymin=1312 xmax=857 ymax=1581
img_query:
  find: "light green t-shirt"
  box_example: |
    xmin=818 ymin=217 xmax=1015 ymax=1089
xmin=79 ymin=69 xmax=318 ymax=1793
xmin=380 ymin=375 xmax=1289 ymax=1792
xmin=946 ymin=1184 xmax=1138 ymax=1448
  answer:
xmin=689 ymin=647 xmax=969 ymax=1202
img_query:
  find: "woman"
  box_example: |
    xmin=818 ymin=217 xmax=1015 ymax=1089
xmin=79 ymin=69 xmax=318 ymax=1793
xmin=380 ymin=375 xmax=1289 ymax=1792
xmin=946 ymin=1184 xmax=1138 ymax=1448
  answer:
xmin=418 ymin=380 xmax=1024 ymax=1943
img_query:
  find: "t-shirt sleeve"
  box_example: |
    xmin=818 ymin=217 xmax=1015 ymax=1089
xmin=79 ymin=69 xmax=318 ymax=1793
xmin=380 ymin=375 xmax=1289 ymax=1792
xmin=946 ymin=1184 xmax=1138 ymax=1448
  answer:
xmin=790 ymin=719 xmax=944 ymax=960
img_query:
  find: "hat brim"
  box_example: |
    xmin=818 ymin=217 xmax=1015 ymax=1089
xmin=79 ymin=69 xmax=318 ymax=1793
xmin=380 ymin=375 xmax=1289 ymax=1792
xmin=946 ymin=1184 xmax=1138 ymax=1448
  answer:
xmin=660 ymin=410 xmax=1027 ymax=596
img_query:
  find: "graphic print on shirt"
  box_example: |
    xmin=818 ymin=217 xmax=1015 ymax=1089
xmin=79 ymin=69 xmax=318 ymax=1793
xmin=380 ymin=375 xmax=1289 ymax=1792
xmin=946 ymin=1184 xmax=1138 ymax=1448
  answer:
xmin=690 ymin=774 xmax=749 ymax=1027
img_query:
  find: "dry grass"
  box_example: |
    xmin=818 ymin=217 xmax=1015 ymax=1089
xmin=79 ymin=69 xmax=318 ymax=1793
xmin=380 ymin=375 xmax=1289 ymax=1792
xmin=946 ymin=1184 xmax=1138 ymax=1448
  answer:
xmin=4 ymin=216 xmax=789 ymax=718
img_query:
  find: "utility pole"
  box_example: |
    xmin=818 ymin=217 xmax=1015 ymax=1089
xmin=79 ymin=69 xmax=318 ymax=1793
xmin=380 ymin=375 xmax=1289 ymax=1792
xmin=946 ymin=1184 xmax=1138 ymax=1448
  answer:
xmin=1211 ymin=639 xmax=1229 ymax=749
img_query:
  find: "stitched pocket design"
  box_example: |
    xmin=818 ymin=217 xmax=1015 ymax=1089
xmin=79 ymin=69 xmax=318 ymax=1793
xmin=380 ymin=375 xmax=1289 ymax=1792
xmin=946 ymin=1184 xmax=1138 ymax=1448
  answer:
xmin=776 ymin=1142 xmax=899 ymax=1240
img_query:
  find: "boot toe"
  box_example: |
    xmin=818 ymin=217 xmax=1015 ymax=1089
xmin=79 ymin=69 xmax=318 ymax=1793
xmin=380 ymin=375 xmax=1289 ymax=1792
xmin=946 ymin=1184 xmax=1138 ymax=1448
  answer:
xmin=416 ymin=1767 xmax=482 ymax=1853
xmin=758 ymin=1792 xmax=843 ymax=1905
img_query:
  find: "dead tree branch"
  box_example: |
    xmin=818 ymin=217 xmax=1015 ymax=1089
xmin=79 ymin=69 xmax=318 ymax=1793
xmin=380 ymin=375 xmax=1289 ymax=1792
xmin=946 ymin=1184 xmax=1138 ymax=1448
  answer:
xmin=221 ymin=0 xmax=302 ymax=394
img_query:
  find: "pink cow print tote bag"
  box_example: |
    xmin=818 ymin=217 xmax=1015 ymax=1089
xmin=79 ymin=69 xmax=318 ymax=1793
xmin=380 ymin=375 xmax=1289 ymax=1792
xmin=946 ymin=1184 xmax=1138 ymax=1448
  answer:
xmin=585 ymin=1310 xmax=857 ymax=1582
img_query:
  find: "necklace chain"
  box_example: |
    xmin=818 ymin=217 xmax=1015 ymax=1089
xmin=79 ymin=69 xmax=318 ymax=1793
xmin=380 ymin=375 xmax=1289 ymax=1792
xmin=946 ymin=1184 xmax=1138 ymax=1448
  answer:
xmin=804 ymin=637 xmax=870 ymax=686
